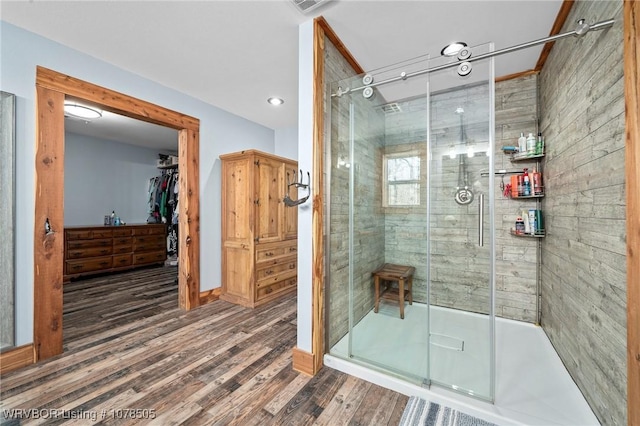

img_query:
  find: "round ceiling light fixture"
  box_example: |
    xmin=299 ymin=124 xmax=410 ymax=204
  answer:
xmin=267 ymin=97 xmax=284 ymax=106
xmin=441 ymin=42 xmax=468 ymax=57
xmin=64 ymin=102 xmax=102 ymax=119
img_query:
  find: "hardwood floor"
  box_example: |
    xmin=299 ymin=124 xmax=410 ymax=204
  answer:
xmin=0 ymin=266 xmax=408 ymax=425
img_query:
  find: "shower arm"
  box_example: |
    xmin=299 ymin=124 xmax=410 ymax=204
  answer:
xmin=332 ymin=18 xmax=615 ymax=97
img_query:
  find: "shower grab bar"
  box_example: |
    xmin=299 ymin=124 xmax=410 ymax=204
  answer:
xmin=478 ymin=193 xmax=484 ymax=247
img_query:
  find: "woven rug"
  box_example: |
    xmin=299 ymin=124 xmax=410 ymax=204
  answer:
xmin=399 ymin=396 xmax=499 ymax=426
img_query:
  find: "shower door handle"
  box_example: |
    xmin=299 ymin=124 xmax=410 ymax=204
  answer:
xmin=478 ymin=194 xmax=484 ymax=247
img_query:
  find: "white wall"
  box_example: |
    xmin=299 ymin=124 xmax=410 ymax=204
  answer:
xmin=64 ymin=132 xmax=169 ymax=226
xmin=1 ymin=21 xmax=275 ymax=346
xmin=275 ymin=126 xmax=299 ymax=160
xmin=296 ymin=20 xmax=314 ymax=353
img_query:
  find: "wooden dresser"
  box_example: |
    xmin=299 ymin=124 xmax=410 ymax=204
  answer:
xmin=220 ymin=150 xmax=298 ymax=308
xmin=64 ymin=224 xmax=166 ymax=281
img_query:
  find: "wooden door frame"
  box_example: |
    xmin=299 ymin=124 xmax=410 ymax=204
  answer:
xmin=624 ymin=2 xmax=639 ymax=425
xmin=34 ymin=66 xmax=200 ymax=361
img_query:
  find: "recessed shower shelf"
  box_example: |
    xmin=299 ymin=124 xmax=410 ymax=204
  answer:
xmin=510 ymin=230 xmax=545 ymax=238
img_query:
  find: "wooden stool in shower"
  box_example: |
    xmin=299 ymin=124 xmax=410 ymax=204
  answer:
xmin=372 ymin=263 xmax=415 ymax=319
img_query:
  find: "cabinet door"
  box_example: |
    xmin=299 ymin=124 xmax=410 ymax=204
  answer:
xmin=222 ymin=157 xmax=253 ymax=244
xmin=255 ymin=157 xmax=283 ymax=243
xmin=283 ymin=162 xmax=298 ymax=240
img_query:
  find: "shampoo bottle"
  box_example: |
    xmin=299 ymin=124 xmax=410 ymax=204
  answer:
xmin=518 ymin=132 xmax=526 ymax=153
xmin=536 ymin=133 xmax=544 ymax=155
xmin=523 ymin=173 xmax=531 ymax=196
xmin=526 ymin=133 xmax=536 ymax=156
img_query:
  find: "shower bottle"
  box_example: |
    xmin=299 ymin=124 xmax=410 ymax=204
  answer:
xmin=526 ymin=133 xmax=536 ymax=156
xmin=518 ymin=133 xmax=526 ymax=153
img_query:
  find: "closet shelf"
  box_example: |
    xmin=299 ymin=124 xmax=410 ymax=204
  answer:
xmin=157 ymin=163 xmax=178 ymax=170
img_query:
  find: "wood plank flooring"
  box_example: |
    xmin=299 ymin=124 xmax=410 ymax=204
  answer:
xmin=0 ymin=266 xmax=408 ymax=425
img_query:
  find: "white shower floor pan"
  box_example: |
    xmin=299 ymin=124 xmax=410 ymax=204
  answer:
xmin=326 ymin=302 xmax=599 ymax=426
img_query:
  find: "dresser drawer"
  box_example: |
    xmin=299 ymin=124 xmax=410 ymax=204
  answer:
xmin=256 ymin=276 xmax=297 ymax=300
xmin=67 ymin=238 xmax=112 ymax=250
xmin=133 ymin=250 xmax=166 ymax=265
xmin=66 ymin=256 xmax=113 ymax=275
xmin=255 ymin=241 xmax=298 ymax=263
xmin=66 ymin=246 xmax=112 ymax=259
xmin=255 ymin=257 xmax=297 ymax=281
xmin=65 ymin=230 xmax=93 ymax=240
xmin=112 ymin=254 xmax=132 ymax=268
xmin=66 ymin=229 xmax=114 ymax=240
xmin=113 ymin=236 xmax=132 ymax=246
xmin=132 ymin=226 xmax=165 ymax=236
xmin=134 ymin=234 xmax=165 ymax=245
xmin=134 ymin=236 xmax=165 ymax=253
xmin=113 ymin=228 xmax=132 ymax=237
xmin=91 ymin=229 xmax=113 ymax=239
xmin=113 ymin=244 xmax=133 ymax=254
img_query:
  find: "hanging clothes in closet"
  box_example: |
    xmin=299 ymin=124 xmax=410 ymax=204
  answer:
xmin=147 ymin=167 xmax=179 ymax=259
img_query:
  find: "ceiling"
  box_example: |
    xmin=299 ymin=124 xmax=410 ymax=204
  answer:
xmin=1 ymin=0 xmax=564 ymax=149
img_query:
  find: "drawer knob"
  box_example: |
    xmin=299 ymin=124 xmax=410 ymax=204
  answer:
xmin=289 ymin=264 xmax=296 ymax=269
xmin=289 ymin=247 xmax=297 ymax=252
xmin=265 ymin=270 xmax=274 ymax=275
xmin=72 ymin=265 xmax=83 ymax=271
xmin=265 ymin=252 xmax=274 ymax=257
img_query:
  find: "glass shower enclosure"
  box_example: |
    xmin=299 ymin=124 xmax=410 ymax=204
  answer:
xmin=326 ymin=44 xmax=496 ymax=402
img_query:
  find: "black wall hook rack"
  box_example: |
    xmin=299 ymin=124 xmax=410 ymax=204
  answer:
xmin=284 ymin=169 xmax=310 ymax=207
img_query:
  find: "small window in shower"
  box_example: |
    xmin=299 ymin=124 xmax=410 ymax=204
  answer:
xmin=383 ymin=152 xmax=420 ymax=207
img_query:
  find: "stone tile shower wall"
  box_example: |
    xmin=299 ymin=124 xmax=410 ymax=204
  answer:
xmin=538 ymin=1 xmax=626 ymax=424
xmin=494 ymin=75 xmax=539 ymax=323
xmin=384 ymin=76 xmax=539 ymax=322
xmin=325 ymin=38 xmax=386 ymax=348
xmin=384 ymin=84 xmax=492 ymax=314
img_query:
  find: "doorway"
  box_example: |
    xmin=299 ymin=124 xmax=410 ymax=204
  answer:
xmin=34 ymin=66 xmax=201 ymax=361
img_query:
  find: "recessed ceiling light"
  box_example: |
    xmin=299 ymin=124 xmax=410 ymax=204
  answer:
xmin=441 ymin=42 xmax=468 ymax=57
xmin=267 ymin=97 xmax=284 ymax=106
xmin=64 ymin=102 xmax=102 ymax=119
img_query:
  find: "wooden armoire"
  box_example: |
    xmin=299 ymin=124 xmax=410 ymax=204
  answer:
xmin=220 ymin=150 xmax=298 ymax=308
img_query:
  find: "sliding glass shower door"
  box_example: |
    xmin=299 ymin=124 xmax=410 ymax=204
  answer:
xmin=326 ymin=43 xmax=495 ymax=402
xmin=426 ymin=45 xmax=495 ymax=401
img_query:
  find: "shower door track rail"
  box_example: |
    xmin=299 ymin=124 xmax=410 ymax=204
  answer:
xmin=331 ymin=18 xmax=614 ymax=97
